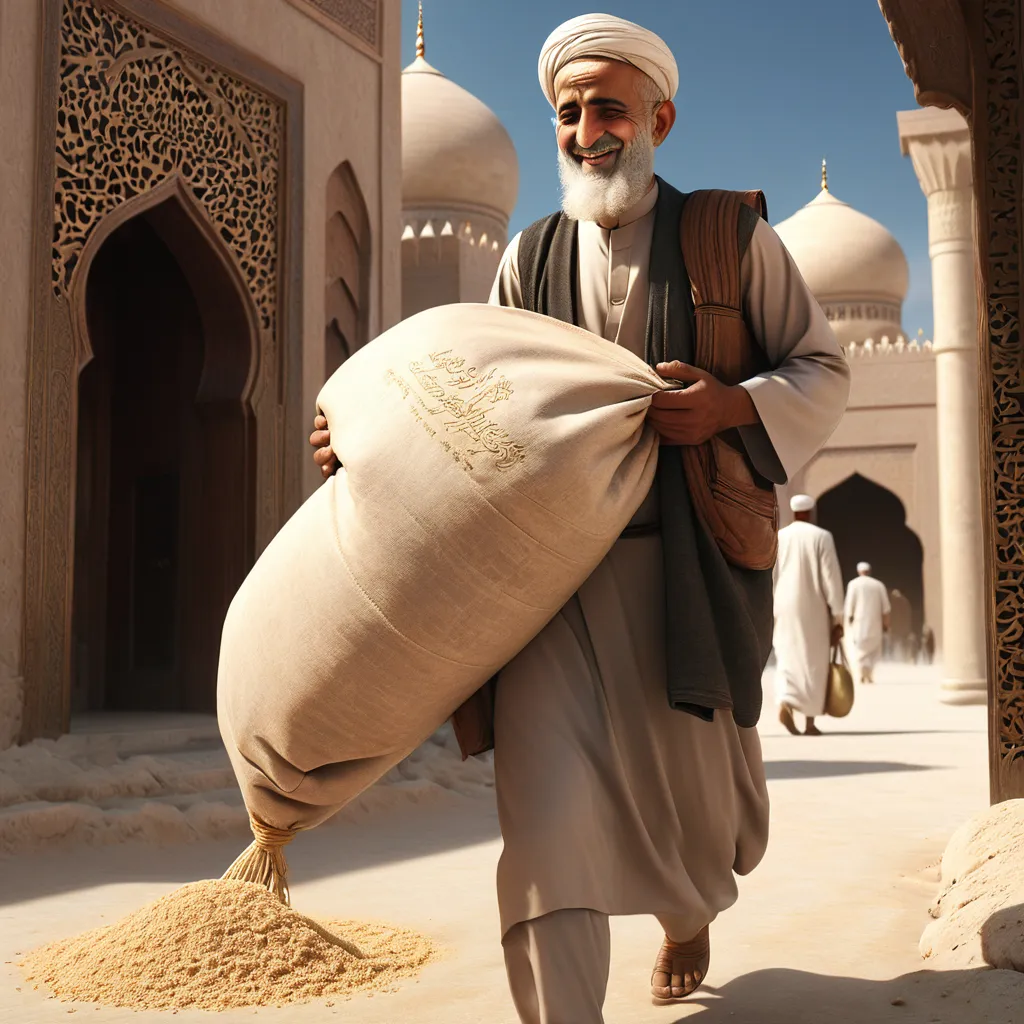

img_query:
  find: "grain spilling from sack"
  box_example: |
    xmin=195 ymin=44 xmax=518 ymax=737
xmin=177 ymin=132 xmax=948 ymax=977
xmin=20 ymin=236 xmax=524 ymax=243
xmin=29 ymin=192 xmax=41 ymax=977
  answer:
xmin=218 ymin=302 xmax=673 ymax=897
xmin=20 ymin=879 xmax=437 ymax=1010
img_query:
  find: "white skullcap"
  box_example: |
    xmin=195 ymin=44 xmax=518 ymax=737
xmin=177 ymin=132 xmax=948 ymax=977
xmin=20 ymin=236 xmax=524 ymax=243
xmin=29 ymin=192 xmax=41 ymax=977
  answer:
xmin=537 ymin=13 xmax=679 ymax=110
xmin=857 ymin=562 xmax=871 ymax=573
xmin=789 ymin=494 xmax=815 ymax=513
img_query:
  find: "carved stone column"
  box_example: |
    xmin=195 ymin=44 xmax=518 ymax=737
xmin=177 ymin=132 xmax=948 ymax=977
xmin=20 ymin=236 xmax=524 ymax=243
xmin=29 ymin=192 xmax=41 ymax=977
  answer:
xmin=898 ymin=108 xmax=987 ymax=705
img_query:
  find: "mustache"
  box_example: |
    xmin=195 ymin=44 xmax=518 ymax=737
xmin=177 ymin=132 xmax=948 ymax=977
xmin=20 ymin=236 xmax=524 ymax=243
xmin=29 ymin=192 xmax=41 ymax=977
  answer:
xmin=571 ymin=134 xmax=624 ymax=158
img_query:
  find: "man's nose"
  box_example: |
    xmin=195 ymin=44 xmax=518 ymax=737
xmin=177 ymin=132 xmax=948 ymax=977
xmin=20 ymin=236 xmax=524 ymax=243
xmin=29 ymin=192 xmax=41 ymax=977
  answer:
xmin=575 ymin=109 xmax=606 ymax=150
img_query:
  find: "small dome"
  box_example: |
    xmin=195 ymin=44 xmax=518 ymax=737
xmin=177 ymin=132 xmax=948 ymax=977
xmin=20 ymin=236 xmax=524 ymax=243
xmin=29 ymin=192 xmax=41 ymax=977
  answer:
xmin=775 ymin=189 xmax=909 ymax=303
xmin=774 ymin=180 xmax=909 ymax=347
xmin=402 ymin=55 xmax=519 ymax=225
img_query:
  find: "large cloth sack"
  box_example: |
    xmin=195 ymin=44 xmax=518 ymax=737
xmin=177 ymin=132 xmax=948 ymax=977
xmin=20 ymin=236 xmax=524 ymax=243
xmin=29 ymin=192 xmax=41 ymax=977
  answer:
xmin=218 ymin=302 xmax=670 ymax=833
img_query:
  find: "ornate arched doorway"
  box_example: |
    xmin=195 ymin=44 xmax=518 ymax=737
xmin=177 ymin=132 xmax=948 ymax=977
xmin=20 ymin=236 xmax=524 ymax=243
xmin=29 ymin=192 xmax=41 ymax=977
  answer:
xmin=70 ymin=193 xmax=257 ymax=714
xmin=817 ymin=473 xmax=926 ymax=635
xmin=22 ymin=0 xmax=304 ymax=740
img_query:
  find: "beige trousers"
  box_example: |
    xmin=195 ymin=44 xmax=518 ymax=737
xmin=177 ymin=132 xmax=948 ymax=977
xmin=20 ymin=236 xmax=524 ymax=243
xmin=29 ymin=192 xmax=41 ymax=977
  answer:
xmin=502 ymin=909 xmax=702 ymax=1024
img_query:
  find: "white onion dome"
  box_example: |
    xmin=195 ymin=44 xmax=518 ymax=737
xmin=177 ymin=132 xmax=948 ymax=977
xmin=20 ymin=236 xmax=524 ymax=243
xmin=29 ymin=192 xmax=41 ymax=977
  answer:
xmin=774 ymin=165 xmax=909 ymax=347
xmin=401 ymin=44 xmax=518 ymax=229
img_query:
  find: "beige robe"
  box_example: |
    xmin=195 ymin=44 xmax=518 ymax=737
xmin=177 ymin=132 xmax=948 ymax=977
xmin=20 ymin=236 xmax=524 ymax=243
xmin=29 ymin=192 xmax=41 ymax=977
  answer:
xmin=489 ymin=181 xmax=849 ymax=937
xmin=772 ymin=521 xmax=845 ymax=717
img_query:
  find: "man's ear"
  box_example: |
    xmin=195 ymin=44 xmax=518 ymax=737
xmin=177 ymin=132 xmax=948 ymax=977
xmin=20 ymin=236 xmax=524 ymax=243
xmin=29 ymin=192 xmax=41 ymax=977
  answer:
xmin=652 ymin=99 xmax=677 ymax=147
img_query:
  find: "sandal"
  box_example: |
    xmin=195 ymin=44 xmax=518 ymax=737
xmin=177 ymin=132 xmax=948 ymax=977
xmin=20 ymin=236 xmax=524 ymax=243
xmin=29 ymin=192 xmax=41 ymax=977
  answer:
xmin=650 ymin=925 xmax=710 ymax=1003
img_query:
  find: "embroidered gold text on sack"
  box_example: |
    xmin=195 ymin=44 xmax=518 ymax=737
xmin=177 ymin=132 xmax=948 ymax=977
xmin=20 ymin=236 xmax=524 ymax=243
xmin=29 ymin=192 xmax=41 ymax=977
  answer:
xmin=385 ymin=350 xmax=526 ymax=472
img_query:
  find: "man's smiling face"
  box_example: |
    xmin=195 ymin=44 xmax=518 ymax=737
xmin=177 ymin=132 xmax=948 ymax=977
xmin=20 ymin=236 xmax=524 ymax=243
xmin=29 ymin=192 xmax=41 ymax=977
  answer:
xmin=554 ymin=58 xmax=656 ymax=172
xmin=552 ymin=58 xmax=676 ymax=224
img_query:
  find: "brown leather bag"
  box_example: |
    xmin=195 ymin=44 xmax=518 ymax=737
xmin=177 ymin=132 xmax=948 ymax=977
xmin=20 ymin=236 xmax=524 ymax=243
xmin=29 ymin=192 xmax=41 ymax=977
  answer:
xmin=678 ymin=189 xmax=779 ymax=571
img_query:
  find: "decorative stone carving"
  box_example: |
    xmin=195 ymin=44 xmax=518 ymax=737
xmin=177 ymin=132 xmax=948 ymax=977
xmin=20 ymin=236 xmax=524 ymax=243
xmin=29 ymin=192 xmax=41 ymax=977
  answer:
xmin=821 ymin=301 xmax=902 ymax=325
xmin=925 ymin=190 xmax=976 ymax=250
xmin=976 ymin=1 xmax=1024 ymax=773
xmin=286 ymin=0 xmax=380 ymax=54
xmin=53 ymin=0 xmax=282 ymax=332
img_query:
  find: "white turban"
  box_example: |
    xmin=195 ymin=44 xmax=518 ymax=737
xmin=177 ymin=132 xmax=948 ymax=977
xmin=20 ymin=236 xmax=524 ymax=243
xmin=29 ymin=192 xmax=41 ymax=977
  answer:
xmin=857 ymin=562 xmax=872 ymax=574
xmin=789 ymin=494 xmax=815 ymax=513
xmin=538 ymin=13 xmax=679 ymax=110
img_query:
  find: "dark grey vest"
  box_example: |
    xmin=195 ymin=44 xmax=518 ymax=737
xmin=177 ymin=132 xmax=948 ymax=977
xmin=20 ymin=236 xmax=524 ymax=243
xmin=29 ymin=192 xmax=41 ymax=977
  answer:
xmin=515 ymin=177 xmax=773 ymax=728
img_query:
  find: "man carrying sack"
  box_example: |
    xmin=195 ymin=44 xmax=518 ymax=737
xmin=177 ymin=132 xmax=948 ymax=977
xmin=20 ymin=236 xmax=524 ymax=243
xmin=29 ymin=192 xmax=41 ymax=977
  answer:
xmin=312 ymin=13 xmax=849 ymax=1022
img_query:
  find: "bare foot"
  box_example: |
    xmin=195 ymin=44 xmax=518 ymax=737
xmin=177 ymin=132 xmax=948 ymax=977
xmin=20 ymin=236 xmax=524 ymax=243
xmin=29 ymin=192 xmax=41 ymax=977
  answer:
xmin=651 ymin=925 xmax=710 ymax=1003
xmin=804 ymin=720 xmax=823 ymax=736
xmin=778 ymin=704 xmax=800 ymax=736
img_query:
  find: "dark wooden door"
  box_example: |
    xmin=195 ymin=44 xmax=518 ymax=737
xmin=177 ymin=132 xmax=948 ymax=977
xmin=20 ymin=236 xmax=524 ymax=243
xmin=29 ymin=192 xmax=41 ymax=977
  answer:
xmin=75 ymin=217 xmax=206 ymax=712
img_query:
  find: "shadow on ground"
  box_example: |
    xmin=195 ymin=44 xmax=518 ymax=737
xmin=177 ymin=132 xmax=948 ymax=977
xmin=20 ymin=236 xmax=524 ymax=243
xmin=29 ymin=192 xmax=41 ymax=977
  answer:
xmin=765 ymin=760 xmax=937 ymax=780
xmin=0 ymin=791 xmax=501 ymax=907
xmin=981 ymin=903 xmax=1024 ymax=973
xmin=668 ymin=966 xmax=1024 ymax=1023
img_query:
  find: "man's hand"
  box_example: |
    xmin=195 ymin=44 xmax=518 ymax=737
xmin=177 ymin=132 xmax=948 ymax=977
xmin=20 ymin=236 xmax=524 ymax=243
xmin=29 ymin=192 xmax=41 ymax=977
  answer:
xmin=648 ymin=362 xmax=759 ymax=446
xmin=309 ymin=414 xmax=340 ymax=479
xmin=830 ymin=623 xmax=844 ymax=646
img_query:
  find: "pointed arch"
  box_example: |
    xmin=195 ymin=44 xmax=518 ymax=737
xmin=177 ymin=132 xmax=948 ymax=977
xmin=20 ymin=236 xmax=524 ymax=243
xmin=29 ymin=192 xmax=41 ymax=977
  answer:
xmin=68 ymin=174 xmax=262 ymax=403
xmin=816 ymin=473 xmax=926 ymax=635
xmin=324 ymin=161 xmax=371 ymax=375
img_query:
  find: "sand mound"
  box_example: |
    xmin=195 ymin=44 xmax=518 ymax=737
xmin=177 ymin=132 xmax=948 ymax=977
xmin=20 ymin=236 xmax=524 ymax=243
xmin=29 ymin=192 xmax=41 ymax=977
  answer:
xmin=20 ymin=879 xmax=437 ymax=1009
xmin=920 ymin=798 xmax=1024 ymax=971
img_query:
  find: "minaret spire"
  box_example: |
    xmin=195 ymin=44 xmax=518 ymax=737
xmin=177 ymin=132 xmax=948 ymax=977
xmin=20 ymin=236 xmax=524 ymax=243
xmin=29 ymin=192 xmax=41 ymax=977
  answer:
xmin=415 ymin=1 xmax=425 ymax=59
xmin=821 ymin=157 xmax=829 ymax=192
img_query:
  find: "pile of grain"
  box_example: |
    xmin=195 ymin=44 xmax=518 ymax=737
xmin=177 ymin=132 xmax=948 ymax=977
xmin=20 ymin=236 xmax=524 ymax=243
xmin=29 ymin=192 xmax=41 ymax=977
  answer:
xmin=20 ymin=879 xmax=437 ymax=1010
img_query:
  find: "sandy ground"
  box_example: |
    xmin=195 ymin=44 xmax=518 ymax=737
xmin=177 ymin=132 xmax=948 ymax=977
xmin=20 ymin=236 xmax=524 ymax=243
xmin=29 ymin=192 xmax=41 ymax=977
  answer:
xmin=3 ymin=662 xmax=1023 ymax=1024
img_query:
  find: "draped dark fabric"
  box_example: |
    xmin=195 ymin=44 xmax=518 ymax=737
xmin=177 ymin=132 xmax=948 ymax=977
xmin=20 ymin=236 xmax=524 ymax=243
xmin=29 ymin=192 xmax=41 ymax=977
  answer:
xmin=515 ymin=177 xmax=773 ymax=728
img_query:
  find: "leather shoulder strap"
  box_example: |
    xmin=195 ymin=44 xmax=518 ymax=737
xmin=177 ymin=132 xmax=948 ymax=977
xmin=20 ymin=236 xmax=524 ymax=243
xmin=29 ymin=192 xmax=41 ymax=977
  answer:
xmin=680 ymin=188 xmax=770 ymax=383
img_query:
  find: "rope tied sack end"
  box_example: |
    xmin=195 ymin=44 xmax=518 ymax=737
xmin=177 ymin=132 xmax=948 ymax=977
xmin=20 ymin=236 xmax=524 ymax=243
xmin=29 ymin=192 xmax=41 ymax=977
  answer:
xmin=221 ymin=815 xmax=297 ymax=906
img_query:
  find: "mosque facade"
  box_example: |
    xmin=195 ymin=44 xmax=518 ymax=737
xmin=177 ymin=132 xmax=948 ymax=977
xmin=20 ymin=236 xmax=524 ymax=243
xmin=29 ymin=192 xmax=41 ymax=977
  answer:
xmin=774 ymin=165 xmax=942 ymax=654
xmin=0 ymin=0 xmax=404 ymax=747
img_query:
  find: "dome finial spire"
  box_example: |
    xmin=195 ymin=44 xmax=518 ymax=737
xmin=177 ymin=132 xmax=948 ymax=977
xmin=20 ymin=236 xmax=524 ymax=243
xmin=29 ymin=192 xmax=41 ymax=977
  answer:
xmin=821 ymin=157 xmax=829 ymax=192
xmin=415 ymin=1 xmax=425 ymax=59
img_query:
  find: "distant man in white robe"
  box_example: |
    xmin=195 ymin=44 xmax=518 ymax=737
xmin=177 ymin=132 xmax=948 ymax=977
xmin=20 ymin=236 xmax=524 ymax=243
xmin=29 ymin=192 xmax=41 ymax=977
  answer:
xmin=311 ymin=13 xmax=849 ymax=1022
xmin=845 ymin=562 xmax=891 ymax=683
xmin=773 ymin=494 xmax=844 ymax=736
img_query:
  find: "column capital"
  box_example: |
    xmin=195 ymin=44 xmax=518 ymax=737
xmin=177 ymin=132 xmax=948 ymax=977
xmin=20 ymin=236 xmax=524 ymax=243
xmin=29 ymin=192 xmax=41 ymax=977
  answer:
xmin=898 ymin=107 xmax=972 ymax=196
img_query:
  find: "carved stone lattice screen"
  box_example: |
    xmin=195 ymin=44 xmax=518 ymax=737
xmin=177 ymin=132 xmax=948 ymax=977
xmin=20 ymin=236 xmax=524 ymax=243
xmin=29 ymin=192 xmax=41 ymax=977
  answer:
xmin=286 ymin=0 xmax=380 ymax=57
xmin=52 ymin=0 xmax=282 ymax=326
xmin=975 ymin=0 xmax=1024 ymax=799
xmin=22 ymin=0 xmax=303 ymax=740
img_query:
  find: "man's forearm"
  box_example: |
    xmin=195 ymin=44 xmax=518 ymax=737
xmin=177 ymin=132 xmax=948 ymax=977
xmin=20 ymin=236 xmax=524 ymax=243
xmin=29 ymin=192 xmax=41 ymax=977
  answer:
xmin=721 ymin=383 xmax=760 ymax=431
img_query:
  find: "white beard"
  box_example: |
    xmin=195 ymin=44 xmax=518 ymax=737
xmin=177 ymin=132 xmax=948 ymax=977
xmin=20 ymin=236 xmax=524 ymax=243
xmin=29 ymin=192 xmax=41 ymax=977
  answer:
xmin=557 ymin=128 xmax=656 ymax=224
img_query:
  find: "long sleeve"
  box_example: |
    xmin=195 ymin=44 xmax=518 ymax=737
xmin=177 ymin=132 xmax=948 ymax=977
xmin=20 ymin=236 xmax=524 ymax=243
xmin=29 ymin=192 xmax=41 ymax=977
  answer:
xmin=490 ymin=232 xmax=524 ymax=308
xmin=844 ymin=581 xmax=856 ymax=625
xmin=738 ymin=217 xmax=851 ymax=484
xmin=820 ymin=532 xmax=845 ymax=622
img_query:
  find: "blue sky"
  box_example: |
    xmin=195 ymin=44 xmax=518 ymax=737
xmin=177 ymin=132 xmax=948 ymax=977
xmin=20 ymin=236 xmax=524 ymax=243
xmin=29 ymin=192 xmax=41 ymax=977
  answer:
xmin=401 ymin=1 xmax=934 ymax=338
